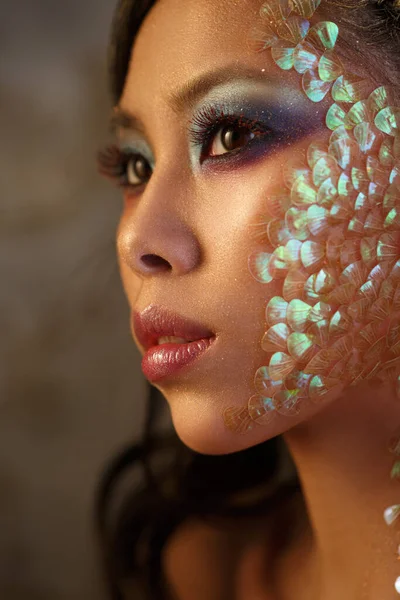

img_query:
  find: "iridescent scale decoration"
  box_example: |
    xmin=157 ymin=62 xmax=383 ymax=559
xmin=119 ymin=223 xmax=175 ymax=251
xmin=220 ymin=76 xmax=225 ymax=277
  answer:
xmin=224 ymin=0 xmax=400 ymax=433
xmin=387 ymin=428 xmax=400 ymax=594
xmin=222 ymin=0 xmax=400 ymax=592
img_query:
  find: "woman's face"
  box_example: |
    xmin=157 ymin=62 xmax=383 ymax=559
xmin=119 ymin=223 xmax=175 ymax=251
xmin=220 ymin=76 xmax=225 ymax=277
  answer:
xmin=115 ymin=0 xmax=400 ymax=453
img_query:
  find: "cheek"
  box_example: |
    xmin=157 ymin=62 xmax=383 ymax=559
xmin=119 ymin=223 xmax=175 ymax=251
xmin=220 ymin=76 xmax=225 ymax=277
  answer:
xmin=119 ymin=262 xmax=141 ymax=304
xmin=117 ymin=223 xmax=142 ymax=306
xmin=221 ymin=123 xmax=400 ymax=437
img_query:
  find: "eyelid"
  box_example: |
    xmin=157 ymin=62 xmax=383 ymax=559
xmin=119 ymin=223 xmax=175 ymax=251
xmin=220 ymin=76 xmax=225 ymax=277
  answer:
xmin=97 ymin=143 xmax=153 ymax=191
xmin=118 ymin=136 xmax=155 ymax=163
xmin=188 ymin=102 xmax=273 ymax=164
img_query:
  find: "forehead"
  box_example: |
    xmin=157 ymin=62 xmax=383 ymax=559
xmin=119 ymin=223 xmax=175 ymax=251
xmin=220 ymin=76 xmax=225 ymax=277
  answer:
xmin=131 ymin=0 xmax=260 ymax=64
xmin=120 ymin=0 xmax=281 ymax=111
xmin=119 ymin=0 xmax=383 ymax=123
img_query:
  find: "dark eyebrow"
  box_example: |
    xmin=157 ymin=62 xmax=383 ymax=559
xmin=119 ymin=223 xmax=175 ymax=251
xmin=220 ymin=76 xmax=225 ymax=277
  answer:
xmin=111 ymin=64 xmax=274 ymax=133
xmin=109 ymin=110 xmax=146 ymax=135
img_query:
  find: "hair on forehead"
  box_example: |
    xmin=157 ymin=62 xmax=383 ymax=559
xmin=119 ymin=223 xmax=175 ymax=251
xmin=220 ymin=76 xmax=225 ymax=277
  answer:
xmin=109 ymin=0 xmax=157 ymax=103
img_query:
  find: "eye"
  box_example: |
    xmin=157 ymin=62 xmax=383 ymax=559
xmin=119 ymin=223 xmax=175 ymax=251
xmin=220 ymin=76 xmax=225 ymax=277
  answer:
xmin=210 ymin=124 xmax=256 ymax=157
xmin=97 ymin=145 xmax=153 ymax=190
xmin=189 ymin=105 xmax=272 ymax=163
xmin=126 ymin=154 xmax=152 ymax=186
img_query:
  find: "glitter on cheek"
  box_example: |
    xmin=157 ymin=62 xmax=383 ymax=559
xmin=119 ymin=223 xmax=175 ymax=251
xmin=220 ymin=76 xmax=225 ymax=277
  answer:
xmin=223 ymin=0 xmax=400 ymax=435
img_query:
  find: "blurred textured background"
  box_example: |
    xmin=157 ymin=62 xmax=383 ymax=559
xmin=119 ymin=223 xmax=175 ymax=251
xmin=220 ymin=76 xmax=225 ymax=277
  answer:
xmin=0 ymin=1 xmax=148 ymax=598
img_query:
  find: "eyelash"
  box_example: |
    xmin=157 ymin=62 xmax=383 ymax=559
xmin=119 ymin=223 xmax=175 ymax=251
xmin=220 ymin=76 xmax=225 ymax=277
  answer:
xmin=188 ymin=104 xmax=271 ymax=160
xmin=97 ymin=105 xmax=272 ymax=189
xmin=96 ymin=145 xmax=143 ymax=190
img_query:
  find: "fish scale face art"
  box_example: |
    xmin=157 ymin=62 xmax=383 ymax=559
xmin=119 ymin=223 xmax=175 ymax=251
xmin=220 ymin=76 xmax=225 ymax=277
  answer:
xmin=223 ymin=0 xmax=400 ymax=435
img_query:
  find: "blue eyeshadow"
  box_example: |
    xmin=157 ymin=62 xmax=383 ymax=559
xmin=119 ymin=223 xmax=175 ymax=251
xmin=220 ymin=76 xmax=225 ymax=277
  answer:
xmin=188 ymin=100 xmax=321 ymax=169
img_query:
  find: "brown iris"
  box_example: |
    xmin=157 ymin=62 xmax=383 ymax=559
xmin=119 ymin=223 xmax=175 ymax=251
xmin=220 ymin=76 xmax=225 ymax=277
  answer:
xmin=127 ymin=155 xmax=152 ymax=184
xmin=215 ymin=124 xmax=255 ymax=154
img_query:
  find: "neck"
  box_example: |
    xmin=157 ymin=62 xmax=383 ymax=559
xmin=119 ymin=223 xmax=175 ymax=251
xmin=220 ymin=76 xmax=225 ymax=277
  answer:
xmin=281 ymin=381 xmax=400 ymax=600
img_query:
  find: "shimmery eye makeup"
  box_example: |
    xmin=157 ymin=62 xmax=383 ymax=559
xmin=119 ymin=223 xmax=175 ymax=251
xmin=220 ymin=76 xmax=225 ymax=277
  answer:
xmin=98 ymin=80 xmax=323 ymax=189
xmin=188 ymin=103 xmax=275 ymax=163
xmin=187 ymin=83 xmax=323 ymax=169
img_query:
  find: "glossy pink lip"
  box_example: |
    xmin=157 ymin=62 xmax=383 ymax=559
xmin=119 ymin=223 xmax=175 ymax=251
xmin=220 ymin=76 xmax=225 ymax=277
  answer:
xmin=132 ymin=305 xmax=215 ymax=382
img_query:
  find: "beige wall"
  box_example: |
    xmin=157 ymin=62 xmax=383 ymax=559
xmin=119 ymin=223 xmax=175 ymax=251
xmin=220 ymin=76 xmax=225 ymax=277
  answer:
xmin=0 ymin=2 xmax=148 ymax=598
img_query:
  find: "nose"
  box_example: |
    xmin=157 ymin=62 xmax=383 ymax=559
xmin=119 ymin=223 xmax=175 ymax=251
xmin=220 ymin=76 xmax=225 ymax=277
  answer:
xmin=117 ymin=173 xmax=202 ymax=278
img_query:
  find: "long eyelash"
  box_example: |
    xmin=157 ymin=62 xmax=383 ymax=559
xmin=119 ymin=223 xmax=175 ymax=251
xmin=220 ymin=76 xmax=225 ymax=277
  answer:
xmin=188 ymin=104 xmax=269 ymax=150
xmin=98 ymin=107 xmax=271 ymax=185
xmin=97 ymin=144 xmax=130 ymax=185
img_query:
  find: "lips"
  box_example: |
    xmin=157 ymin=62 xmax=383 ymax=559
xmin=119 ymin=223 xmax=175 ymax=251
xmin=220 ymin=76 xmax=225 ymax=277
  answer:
xmin=133 ymin=304 xmax=214 ymax=350
xmin=132 ymin=305 xmax=216 ymax=381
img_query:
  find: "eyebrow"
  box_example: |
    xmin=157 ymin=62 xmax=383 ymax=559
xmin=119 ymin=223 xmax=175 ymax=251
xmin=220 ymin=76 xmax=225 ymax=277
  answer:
xmin=111 ymin=63 xmax=275 ymax=134
xmin=166 ymin=63 xmax=275 ymax=113
xmin=110 ymin=110 xmax=146 ymax=135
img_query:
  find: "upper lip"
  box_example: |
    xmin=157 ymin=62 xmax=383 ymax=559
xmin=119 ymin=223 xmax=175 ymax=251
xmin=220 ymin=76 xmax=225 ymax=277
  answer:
xmin=132 ymin=305 xmax=215 ymax=351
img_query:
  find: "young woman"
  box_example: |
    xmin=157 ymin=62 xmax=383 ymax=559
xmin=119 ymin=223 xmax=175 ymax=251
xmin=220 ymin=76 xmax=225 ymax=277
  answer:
xmin=97 ymin=0 xmax=400 ymax=598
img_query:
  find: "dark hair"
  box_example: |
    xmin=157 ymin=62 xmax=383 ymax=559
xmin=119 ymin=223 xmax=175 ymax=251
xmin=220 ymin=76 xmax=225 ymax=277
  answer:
xmin=97 ymin=1 xmax=400 ymax=598
xmin=95 ymin=384 xmax=299 ymax=599
xmin=108 ymin=0 xmax=156 ymax=103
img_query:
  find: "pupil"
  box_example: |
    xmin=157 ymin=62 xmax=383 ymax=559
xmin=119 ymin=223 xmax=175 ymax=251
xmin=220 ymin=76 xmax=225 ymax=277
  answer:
xmin=134 ymin=156 xmax=150 ymax=180
xmin=222 ymin=126 xmax=251 ymax=151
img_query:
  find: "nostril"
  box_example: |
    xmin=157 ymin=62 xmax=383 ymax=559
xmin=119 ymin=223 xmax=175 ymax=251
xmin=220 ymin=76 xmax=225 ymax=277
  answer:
xmin=140 ymin=254 xmax=172 ymax=272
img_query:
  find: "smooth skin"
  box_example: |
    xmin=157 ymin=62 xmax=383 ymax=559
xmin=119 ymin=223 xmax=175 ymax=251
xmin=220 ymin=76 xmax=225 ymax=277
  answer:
xmin=116 ymin=0 xmax=400 ymax=597
xmin=118 ymin=0 xmax=333 ymax=456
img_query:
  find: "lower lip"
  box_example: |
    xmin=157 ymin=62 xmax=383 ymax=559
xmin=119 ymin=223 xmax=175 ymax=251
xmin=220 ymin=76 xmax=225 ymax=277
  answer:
xmin=141 ymin=337 xmax=215 ymax=382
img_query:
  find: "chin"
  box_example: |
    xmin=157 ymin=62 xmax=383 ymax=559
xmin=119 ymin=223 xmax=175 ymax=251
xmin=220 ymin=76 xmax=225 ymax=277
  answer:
xmin=167 ymin=392 xmax=277 ymax=455
xmin=166 ymin=383 xmax=344 ymax=455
